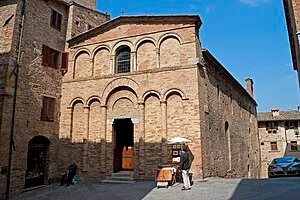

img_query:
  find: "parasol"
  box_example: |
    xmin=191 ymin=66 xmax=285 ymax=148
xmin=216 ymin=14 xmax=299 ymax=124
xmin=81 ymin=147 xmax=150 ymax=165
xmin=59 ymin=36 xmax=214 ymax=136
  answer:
xmin=167 ymin=137 xmax=191 ymax=144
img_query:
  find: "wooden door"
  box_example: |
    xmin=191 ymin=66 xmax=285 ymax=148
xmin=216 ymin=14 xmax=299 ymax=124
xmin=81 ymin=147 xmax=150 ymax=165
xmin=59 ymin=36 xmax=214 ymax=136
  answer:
xmin=122 ymin=146 xmax=134 ymax=170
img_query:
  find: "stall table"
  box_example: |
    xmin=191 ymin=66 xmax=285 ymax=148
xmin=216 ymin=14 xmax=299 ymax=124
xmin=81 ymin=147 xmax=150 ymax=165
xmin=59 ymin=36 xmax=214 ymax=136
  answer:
xmin=155 ymin=164 xmax=178 ymax=188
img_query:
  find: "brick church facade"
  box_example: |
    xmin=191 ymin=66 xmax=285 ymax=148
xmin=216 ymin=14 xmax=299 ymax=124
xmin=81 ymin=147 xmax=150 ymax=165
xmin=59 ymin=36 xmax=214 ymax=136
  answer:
xmin=0 ymin=0 xmax=260 ymax=196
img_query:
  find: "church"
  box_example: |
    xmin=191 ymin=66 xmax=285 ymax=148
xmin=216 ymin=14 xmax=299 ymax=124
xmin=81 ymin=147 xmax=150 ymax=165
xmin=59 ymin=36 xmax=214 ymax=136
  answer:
xmin=0 ymin=0 xmax=260 ymax=196
xmin=59 ymin=15 xmax=260 ymax=181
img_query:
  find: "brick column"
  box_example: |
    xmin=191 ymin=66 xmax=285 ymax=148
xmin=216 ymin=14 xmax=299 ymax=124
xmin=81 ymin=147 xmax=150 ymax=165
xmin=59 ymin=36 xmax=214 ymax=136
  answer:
xmin=160 ymin=101 xmax=167 ymax=164
xmin=138 ymin=102 xmax=145 ymax=176
xmin=100 ymin=105 xmax=107 ymax=173
xmin=131 ymin=118 xmax=140 ymax=178
xmin=156 ymin=48 xmax=160 ymax=68
xmin=109 ymin=55 xmax=114 ymax=74
xmin=106 ymin=119 xmax=114 ymax=174
xmin=66 ymin=107 xmax=73 ymax=139
xmin=82 ymin=106 xmax=90 ymax=172
xmin=132 ymin=51 xmax=137 ymax=71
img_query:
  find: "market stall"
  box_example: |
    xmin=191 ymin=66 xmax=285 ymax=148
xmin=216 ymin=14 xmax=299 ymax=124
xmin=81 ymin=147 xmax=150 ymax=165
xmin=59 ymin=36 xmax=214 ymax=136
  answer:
xmin=155 ymin=137 xmax=191 ymax=188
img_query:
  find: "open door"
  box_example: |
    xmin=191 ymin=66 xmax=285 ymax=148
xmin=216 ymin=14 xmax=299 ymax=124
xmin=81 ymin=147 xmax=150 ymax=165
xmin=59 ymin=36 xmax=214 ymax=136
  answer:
xmin=113 ymin=118 xmax=134 ymax=172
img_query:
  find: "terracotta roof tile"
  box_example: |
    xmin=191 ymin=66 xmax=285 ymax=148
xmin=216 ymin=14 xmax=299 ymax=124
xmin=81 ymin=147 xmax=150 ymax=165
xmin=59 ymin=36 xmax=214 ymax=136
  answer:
xmin=258 ymin=110 xmax=300 ymax=121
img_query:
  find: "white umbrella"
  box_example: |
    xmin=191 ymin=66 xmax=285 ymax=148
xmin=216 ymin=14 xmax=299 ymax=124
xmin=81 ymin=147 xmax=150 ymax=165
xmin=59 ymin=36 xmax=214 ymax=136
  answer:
xmin=167 ymin=137 xmax=191 ymax=144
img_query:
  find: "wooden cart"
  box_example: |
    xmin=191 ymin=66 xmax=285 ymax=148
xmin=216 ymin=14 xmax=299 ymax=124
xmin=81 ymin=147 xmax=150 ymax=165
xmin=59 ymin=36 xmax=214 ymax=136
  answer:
xmin=155 ymin=165 xmax=178 ymax=188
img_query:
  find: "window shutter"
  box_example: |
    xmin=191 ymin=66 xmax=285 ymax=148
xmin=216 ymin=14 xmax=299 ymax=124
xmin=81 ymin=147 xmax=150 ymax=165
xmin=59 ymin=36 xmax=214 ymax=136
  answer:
xmin=61 ymin=52 xmax=68 ymax=71
xmin=57 ymin=13 xmax=62 ymax=30
xmin=42 ymin=45 xmax=49 ymax=66
xmin=41 ymin=97 xmax=48 ymax=121
xmin=48 ymin=98 xmax=55 ymax=120
xmin=50 ymin=10 xmax=56 ymax=27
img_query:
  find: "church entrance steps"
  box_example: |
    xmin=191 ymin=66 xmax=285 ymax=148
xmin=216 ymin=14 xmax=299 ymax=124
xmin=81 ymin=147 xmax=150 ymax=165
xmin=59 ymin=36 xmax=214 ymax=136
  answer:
xmin=101 ymin=171 xmax=135 ymax=184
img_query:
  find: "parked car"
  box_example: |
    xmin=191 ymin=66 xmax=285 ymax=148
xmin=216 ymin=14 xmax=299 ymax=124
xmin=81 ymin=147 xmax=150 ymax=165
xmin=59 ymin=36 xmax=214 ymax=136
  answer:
xmin=268 ymin=156 xmax=300 ymax=178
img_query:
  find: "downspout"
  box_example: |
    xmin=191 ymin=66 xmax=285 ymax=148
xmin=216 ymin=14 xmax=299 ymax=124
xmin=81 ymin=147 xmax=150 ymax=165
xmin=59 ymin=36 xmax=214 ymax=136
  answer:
xmin=5 ymin=0 xmax=26 ymax=199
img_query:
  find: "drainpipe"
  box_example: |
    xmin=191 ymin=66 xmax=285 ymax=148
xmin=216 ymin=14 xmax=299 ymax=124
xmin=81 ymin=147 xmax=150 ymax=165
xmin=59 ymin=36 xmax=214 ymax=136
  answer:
xmin=5 ymin=0 xmax=26 ymax=199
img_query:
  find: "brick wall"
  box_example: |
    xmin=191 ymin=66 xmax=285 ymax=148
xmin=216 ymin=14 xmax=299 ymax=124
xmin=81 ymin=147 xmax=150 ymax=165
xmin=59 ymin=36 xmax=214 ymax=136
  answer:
xmin=66 ymin=3 xmax=109 ymax=40
xmin=0 ymin=0 xmax=69 ymax=194
xmin=200 ymin=51 xmax=260 ymax=178
xmin=63 ymin=0 xmax=96 ymax=10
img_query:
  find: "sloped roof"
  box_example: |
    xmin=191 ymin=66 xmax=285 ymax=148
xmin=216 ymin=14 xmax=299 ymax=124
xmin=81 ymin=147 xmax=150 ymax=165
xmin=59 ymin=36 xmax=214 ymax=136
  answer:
xmin=68 ymin=15 xmax=202 ymax=46
xmin=258 ymin=110 xmax=300 ymax=121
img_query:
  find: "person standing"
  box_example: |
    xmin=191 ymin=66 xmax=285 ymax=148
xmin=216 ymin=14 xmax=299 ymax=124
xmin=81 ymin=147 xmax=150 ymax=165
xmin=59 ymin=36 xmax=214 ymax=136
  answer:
xmin=179 ymin=145 xmax=191 ymax=190
xmin=60 ymin=161 xmax=78 ymax=187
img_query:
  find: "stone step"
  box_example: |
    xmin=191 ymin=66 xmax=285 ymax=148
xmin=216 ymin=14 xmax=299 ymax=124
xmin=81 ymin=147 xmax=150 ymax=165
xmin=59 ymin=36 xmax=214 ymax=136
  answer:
xmin=101 ymin=179 xmax=136 ymax=184
xmin=111 ymin=171 xmax=134 ymax=177
xmin=106 ymin=176 xmax=134 ymax=181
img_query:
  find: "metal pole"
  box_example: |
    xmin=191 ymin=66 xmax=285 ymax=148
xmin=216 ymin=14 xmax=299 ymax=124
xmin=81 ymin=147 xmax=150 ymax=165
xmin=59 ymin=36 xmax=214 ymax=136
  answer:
xmin=5 ymin=0 xmax=25 ymax=198
xmin=5 ymin=64 xmax=19 ymax=200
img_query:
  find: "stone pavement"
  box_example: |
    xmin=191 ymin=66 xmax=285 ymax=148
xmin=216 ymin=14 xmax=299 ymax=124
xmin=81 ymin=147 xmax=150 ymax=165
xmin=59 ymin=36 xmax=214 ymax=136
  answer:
xmin=8 ymin=177 xmax=300 ymax=200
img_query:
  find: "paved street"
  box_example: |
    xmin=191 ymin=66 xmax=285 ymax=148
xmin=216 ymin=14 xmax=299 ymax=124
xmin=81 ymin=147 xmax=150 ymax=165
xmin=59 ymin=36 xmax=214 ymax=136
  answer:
xmin=9 ymin=177 xmax=300 ymax=200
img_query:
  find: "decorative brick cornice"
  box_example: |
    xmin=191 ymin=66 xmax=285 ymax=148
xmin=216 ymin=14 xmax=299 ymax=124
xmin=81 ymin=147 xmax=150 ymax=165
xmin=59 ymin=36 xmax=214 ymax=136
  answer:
xmin=68 ymin=15 xmax=202 ymax=47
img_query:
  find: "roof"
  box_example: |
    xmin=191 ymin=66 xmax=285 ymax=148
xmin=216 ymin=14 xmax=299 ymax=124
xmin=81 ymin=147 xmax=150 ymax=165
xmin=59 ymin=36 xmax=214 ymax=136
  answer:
xmin=201 ymin=49 xmax=257 ymax=106
xmin=68 ymin=15 xmax=202 ymax=46
xmin=258 ymin=110 xmax=300 ymax=121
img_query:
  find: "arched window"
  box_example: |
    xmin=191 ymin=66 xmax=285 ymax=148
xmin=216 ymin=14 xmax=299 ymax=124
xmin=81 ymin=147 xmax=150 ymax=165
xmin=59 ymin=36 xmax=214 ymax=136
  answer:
xmin=116 ymin=46 xmax=130 ymax=73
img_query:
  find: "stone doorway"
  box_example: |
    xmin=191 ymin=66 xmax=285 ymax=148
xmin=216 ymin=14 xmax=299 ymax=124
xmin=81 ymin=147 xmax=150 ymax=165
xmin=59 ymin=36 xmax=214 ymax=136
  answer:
xmin=25 ymin=136 xmax=50 ymax=188
xmin=113 ymin=118 xmax=134 ymax=173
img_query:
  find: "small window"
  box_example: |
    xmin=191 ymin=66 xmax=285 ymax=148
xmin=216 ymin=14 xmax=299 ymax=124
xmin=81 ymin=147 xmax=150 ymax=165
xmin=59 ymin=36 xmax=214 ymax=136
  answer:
xmin=270 ymin=142 xmax=278 ymax=151
xmin=291 ymin=141 xmax=298 ymax=151
xmin=50 ymin=9 xmax=62 ymax=30
xmin=42 ymin=45 xmax=60 ymax=69
xmin=116 ymin=47 xmax=131 ymax=73
xmin=41 ymin=96 xmax=55 ymax=121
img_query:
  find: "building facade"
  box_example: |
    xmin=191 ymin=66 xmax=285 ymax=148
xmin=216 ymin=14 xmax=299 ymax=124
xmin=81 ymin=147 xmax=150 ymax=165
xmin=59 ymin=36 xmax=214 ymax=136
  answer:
xmin=283 ymin=0 xmax=300 ymax=88
xmin=0 ymin=0 xmax=108 ymax=196
xmin=59 ymin=15 xmax=260 ymax=182
xmin=1 ymin=0 xmax=261 ymax=196
xmin=258 ymin=108 xmax=300 ymax=177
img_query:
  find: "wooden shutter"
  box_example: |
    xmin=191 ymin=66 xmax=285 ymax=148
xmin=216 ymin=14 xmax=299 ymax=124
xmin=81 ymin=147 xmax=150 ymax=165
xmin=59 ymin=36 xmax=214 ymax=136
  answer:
xmin=48 ymin=98 xmax=55 ymax=120
xmin=60 ymin=52 xmax=68 ymax=71
xmin=57 ymin=13 xmax=62 ymax=30
xmin=41 ymin=97 xmax=48 ymax=121
xmin=42 ymin=45 xmax=49 ymax=66
xmin=50 ymin=9 xmax=56 ymax=27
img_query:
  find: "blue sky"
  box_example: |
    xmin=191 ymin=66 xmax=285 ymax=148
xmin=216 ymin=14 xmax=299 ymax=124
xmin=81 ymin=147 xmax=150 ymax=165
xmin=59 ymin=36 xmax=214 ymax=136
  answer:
xmin=96 ymin=0 xmax=300 ymax=112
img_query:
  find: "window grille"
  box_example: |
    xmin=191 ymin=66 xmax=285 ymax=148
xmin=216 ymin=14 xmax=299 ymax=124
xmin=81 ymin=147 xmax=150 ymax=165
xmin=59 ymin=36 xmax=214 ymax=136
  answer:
xmin=116 ymin=47 xmax=130 ymax=73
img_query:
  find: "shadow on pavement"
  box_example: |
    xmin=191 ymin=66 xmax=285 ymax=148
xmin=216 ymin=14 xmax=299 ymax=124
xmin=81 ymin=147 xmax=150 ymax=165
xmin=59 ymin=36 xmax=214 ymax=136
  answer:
xmin=230 ymin=177 xmax=300 ymax=200
xmin=9 ymin=181 xmax=157 ymax=200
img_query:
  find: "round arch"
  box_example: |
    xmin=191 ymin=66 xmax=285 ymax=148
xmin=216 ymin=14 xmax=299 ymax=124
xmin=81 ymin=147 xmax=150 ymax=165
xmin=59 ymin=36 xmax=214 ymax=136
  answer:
xmin=92 ymin=45 xmax=111 ymax=59
xmin=102 ymin=78 xmax=140 ymax=105
xmin=69 ymin=97 xmax=85 ymax=108
xmin=25 ymin=136 xmax=50 ymax=188
xmin=142 ymin=90 xmax=162 ymax=102
xmin=112 ymin=40 xmax=134 ymax=55
xmin=72 ymin=48 xmax=92 ymax=61
xmin=28 ymin=135 xmax=50 ymax=146
xmin=87 ymin=96 xmax=102 ymax=106
xmin=135 ymin=37 xmax=157 ymax=51
xmin=158 ymin=33 xmax=183 ymax=48
xmin=163 ymin=88 xmax=187 ymax=101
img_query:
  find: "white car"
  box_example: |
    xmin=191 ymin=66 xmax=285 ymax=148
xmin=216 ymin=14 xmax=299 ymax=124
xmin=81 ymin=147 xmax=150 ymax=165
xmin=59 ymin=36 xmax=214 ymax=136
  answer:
xmin=268 ymin=157 xmax=300 ymax=178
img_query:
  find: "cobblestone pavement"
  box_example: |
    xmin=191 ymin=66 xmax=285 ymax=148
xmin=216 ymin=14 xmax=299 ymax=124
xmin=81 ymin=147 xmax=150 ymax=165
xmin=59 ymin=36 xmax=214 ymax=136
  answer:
xmin=8 ymin=177 xmax=300 ymax=200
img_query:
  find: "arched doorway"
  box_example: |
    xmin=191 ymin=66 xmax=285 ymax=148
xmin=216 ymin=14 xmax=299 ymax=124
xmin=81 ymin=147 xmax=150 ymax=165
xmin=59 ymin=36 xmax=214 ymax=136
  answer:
xmin=113 ymin=118 xmax=134 ymax=172
xmin=25 ymin=136 xmax=50 ymax=188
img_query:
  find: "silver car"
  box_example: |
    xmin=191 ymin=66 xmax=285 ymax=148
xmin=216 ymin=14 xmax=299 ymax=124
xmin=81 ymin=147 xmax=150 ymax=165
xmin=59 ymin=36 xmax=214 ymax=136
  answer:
xmin=268 ymin=157 xmax=300 ymax=178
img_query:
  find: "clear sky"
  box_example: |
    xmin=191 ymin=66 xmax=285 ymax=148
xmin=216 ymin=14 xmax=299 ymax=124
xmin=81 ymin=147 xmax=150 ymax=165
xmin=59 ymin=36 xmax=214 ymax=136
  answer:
xmin=96 ymin=0 xmax=300 ymax=112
